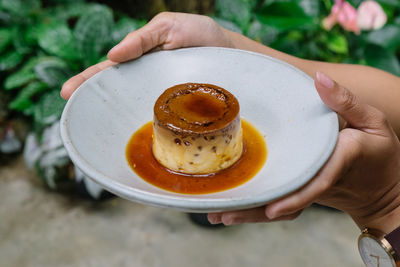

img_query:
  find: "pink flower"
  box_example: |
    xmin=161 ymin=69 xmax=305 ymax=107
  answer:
xmin=323 ymin=0 xmax=360 ymax=34
xmin=357 ymin=0 xmax=387 ymax=30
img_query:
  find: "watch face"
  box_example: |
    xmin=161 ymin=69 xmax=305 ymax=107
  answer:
xmin=359 ymin=236 xmax=395 ymax=267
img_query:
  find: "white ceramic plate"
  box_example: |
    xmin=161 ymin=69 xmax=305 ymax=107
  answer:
xmin=60 ymin=47 xmax=338 ymax=212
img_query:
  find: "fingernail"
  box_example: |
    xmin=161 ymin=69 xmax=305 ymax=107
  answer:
xmin=267 ymin=212 xmax=279 ymax=220
xmin=60 ymin=84 xmax=69 ymax=100
xmin=316 ymin=71 xmax=334 ymax=89
xmin=266 ymin=208 xmax=281 ymax=220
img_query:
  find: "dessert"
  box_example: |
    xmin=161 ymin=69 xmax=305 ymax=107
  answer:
xmin=126 ymin=82 xmax=267 ymax=194
xmin=152 ymin=83 xmax=243 ymax=174
xmin=126 ymin=120 xmax=267 ymax=194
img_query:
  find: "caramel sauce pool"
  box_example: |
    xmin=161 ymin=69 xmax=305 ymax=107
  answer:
xmin=126 ymin=120 xmax=267 ymax=194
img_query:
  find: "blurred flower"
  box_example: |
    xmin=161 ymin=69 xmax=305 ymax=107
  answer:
xmin=23 ymin=121 xmax=70 ymax=189
xmin=323 ymin=0 xmax=387 ymax=33
xmin=0 ymin=126 xmax=21 ymax=154
xmin=74 ymin=166 xmax=104 ymax=199
xmin=24 ymin=133 xmax=41 ymax=169
xmin=323 ymin=0 xmax=360 ymax=34
xmin=357 ymin=0 xmax=387 ymax=30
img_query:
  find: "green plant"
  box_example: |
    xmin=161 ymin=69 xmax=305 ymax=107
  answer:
xmin=1 ymin=0 xmax=144 ymax=130
xmin=214 ymin=0 xmax=400 ymax=76
xmin=0 ymin=0 xmax=144 ymax=189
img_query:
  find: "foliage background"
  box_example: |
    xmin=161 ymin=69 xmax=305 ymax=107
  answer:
xmin=0 ymin=0 xmax=399 ymax=191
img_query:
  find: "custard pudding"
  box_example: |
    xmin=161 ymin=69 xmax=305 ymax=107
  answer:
xmin=152 ymin=83 xmax=243 ymax=174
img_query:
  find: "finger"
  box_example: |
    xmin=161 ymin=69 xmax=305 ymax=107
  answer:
xmin=222 ymin=207 xmax=267 ymax=225
xmin=208 ymin=212 xmax=223 ymax=224
xmin=61 ymin=60 xmax=116 ymax=100
xmin=265 ymin=128 xmax=361 ymax=219
xmin=208 ymin=208 xmax=303 ymax=226
xmin=108 ymin=13 xmax=173 ymax=62
xmin=315 ymin=71 xmax=390 ymax=135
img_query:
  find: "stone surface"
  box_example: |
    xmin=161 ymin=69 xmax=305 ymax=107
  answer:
xmin=0 ymin=157 xmax=364 ymax=267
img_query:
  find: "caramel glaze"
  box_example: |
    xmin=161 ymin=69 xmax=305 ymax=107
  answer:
xmin=126 ymin=119 xmax=267 ymax=194
xmin=154 ymin=83 xmax=240 ymax=135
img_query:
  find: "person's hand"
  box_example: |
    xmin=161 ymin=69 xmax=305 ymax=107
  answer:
xmin=61 ymin=12 xmax=232 ymax=99
xmin=208 ymin=72 xmax=400 ymax=234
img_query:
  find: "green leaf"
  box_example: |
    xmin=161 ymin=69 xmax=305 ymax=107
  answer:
xmin=258 ymin=1 xmax=306 ymax=17
xmin=11 ymin=27 xmax=32 ymax=54
xmin=271 ymin=37 xmax=302 ymax=57
xmin=9 ymin=81 xmax=49 ymax=111
xmin=34 ymin=58 xmax=73 ymax=87
xmin=216 ymin=0 xmax=257 ymax=30
xmin=247 ymin=20 xmax=279 ymax=45
xmin=299 ymin=0 xmax=320 ymax=17
xmin=255 ymin=13 xmax=315 ymax=31
xmin=24 ymin=22 xmax=42 ymax=45
xmin=34 ymin=90 xmax=66 ymax=126
xmin=45 ymin=0 xmax=85 ymax=4
xmin=46 ymin=2 xmax=90 ymax=21
xmin=365 ymin=44 xmax=400 ymax=76
xmin=4 ymin=57 xmax=44 ymax=90
xmin=255 ymin=1 xmax=316 ymax=31
xmin=111 ymin=17 xmax=141 ymax=45
xmin=214 ymin=18 xmax=243 ymax=34
xmin=4 ymin=71 xmax=36 ymax=90
xmin=0 ymin=0 xmax=40 ymax=16
xmin=366 ymin=25 xmax=400 ymax=51
xmin=0 ymin=50 xmax=23 ymax=71
xmin=327 ymin=34 xmax=348 ymax=54
xmin=0 ymin=28 xmax=12 ymax=53
xmin=37 ymin=21 xmax=81 ymax=61
xmin=375 ymin=0 xmax=400 ymax=7
xmin=0 ymin=11 xmax=12 ymax=24
xmin=347 ymin=0 xmax=362 ymax=5
xmin=74 ymin=4 xmax=114 ymax=66
xmin=286 ymin=31 xmax=304 ymax=41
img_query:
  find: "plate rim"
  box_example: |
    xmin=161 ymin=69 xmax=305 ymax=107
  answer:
xmin=60 ymin=46 xmax=338 ymax=212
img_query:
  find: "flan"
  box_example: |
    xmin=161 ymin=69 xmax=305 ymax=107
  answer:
xmin=152 ymin=83 xmax=243 ymax=174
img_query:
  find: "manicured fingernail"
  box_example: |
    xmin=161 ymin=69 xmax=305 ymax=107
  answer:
xmin=316 ymin=71 xmax=334 ymax=89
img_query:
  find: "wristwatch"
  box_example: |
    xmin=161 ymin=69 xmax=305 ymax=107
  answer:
xmin=358 ymin=227 xmax=400 ymax=267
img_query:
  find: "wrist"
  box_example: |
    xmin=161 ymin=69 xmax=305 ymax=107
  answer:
xmin=357 ymin=202 xmax=400 ymax=267
xmin=220 ymin=27 xmax=238 ymax=49
xmin=354 ymin=201 xmax=400 ymax=234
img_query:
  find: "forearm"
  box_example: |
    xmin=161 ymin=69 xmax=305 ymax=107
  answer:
xmin=224 ymin=29 xmax=400 ymax=136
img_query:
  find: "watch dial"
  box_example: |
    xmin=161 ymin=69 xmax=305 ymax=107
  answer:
xmin=359 ymin=236 xmax=395 ymax=267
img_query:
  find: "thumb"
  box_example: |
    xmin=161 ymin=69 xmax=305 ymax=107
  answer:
xmin=315 ymin=71 xmax=389 ymax=134
xmin=108 ymin=14 xmax=172 ymax=62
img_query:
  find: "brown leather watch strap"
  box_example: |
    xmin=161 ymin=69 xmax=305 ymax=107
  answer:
xmin=385 ymin=226 xmax=400 ymax=260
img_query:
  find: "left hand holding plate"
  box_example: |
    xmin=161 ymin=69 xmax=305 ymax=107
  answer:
xmin=208 ymin=72 xmax=400 ymax=234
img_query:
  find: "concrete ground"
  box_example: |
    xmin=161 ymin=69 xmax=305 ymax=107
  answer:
xmin=1 ymin=157 xmax=364 ymax=267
